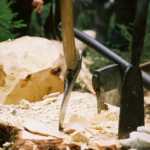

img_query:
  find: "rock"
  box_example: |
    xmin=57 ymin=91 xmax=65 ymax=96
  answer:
xmin=0 ymin=36 xmax=66 ymax=104
xmin=137 ymin=126 xmax=150 ymax=134
xmin=120 ymin=126 xmax=150 ymax=149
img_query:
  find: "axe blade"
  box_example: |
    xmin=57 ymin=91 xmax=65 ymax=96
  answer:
xmin=59 ymin=50 xmax=82 ymax=131
xmin=92 ymin=64 xmax=122 ymax=113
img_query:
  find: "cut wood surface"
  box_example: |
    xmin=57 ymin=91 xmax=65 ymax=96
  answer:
xmin=0 ymin=35 xmax=94 ymax=104
xmin=0 ymin=37 xmax=65 ymax=104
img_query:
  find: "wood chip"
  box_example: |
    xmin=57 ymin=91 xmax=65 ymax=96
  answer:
xmin=23 ymin=119 xmax=60 ymax=138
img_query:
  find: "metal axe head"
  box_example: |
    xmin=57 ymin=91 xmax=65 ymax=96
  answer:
xmin=59 ymin=50 xmax=82 ymax=131
xmin=92 ymin=64 xmax=123 ymax=113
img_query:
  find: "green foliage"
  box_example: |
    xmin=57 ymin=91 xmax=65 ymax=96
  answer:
xmin=76 ymin=10 xmax=95 ymax=30
xmin=118 ymin=24 xmax=133 ymax=42
xmin=74 ymin=82 xmax=89 ymax=92
xmin=29 ymin=3 xmax=51 ymax=36
xmin=85 ymin=4 xmax=150 ymax=74
xmin=0 ymin=0 xmax=26 ymax=42
xmin=111 ymin=6 xmax=150 ymax=64
xmin=142 ymin=9 xmax=150 ymax=63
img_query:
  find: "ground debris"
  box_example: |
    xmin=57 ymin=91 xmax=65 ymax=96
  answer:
xmin=0 ymin=122 xmax=20 ymax=147
xmin=0 ymin=92 xmax=149 ymax=150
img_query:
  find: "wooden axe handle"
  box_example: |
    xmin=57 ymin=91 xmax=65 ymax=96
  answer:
xmin=60 ymin=0 xmax=79 ymax=70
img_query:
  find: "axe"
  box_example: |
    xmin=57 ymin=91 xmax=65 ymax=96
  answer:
xmin=92 ymin=63 xmax=148 ymax=113
xmin=59 ymin=0 xmax=82 ymax=131
xmin=118 ymin=0 xmax=149 ymax=139
xmin=73 ymin=28 xmax=150 ymax=113
xmin=92 ymin=64 xmax=122 ymax=113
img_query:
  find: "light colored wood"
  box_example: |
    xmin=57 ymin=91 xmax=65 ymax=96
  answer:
xmin=0 ymin=37 xmax=65 ymax=104
xmin=140 ymin=61 xmax=150 ymax=72
xmin=0 ymin=35 xmax=95 ymax=104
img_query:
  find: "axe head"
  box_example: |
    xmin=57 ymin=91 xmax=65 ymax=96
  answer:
xmin=59 ymin=50 xmax=82 ymax=131
xmin=92 ymin=64 xmax=123 ymax=113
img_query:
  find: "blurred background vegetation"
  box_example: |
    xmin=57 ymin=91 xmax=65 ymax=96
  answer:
xmin=0 ymin=0 xmax=150 ymax=84
xmin=0 ymin=0 xmax=26 ymax=41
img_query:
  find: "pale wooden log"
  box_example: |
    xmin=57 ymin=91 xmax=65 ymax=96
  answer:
xmin=0 ymin=35 xmax=95 ymax=104
xmin=0 ymin=37 xmax=66 ymax=104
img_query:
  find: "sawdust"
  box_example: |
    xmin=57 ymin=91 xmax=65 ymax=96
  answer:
xmin=0 ymin=92 xmax=149 ymax=149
